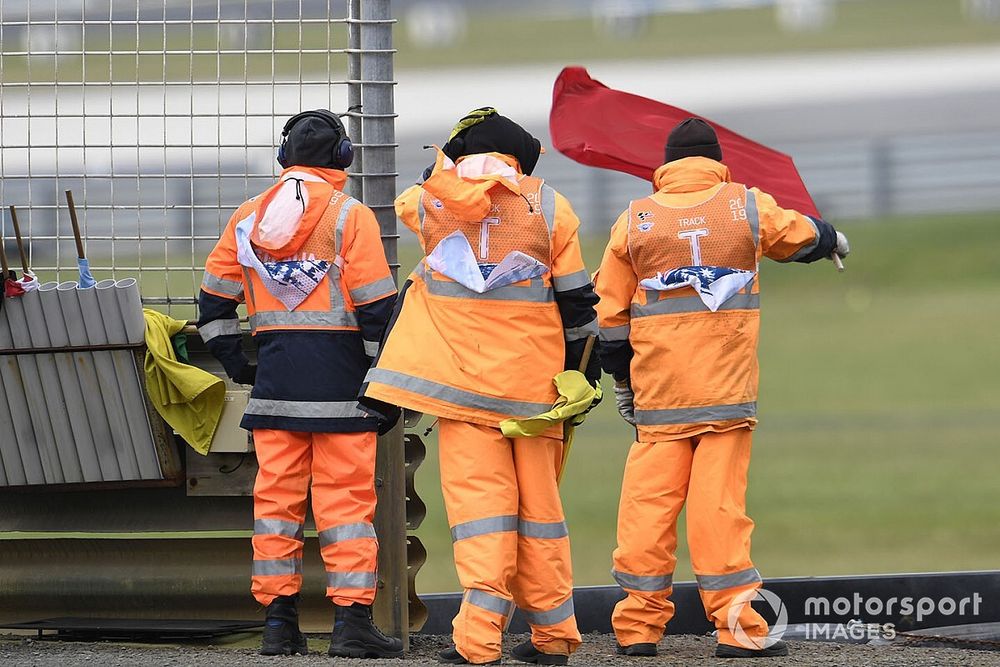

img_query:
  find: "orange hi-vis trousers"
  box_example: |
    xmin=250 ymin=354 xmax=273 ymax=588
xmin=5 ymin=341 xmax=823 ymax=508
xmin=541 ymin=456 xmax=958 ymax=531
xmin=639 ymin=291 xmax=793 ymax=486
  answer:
xmin=251 ymin=429 xmax=379 ymax=608
xmin=438 ymin=419 xmax=582 ymax=664
xmin=611 ymin=427 xmax=769 ymax=649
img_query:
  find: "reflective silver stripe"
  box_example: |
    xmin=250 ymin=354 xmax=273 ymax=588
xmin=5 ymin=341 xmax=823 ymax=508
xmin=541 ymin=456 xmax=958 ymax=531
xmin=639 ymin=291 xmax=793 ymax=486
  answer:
xmin=350 ymin=276 xmax=397 ymax=304
xmin=451 ymin=515 xmax=518 ymax=542
xmin=254 ymin=518 xmax=305 ymax=542
xmin=334 ymin=198 xmax=359 ymax=254
xmin=599 ymin=324 xmax=631 ymax=342
xmin=779 ymin=215 xmax=821 ymax=263
xmin=318 ymin=522 xmax=377 ymax=548
xmin=631 ymin=293 xmax=759 ymax=317
xmin=326 ymin=571 xmax=377 ymax=589
xmin=539 ymin=183 xmax=556 ymax=233
xmin=552 ymin=269 xmax=591 ymax=293
xmin=244 ymin=398 xmax=370 ymax=420
xmin=249 ymin=309 xmax=358 ymax=330
xmin=564 ymin=317 xmax=598 ymax=342
xmin=363 ymin=340 xmax=380 ymax=357
xmin=745 ymin=187 xmax=760 ymax=248
xmin=612 ymin=569 xmax=673 ymax=592
xmin=198 ymin=318 xmax=241 ymax=342
xmin=365 ymin=368 xmax=553 ymax=417
xmin=253 ymin=558 xmax=302 ymax=576
xmin=242 ymin=267 xmax=257 ymax=305
xmin=696 ymin=567 xmax=761 ymax=591
xmin=417 ymin=191 xmax=427 ymax=232
xmin=522 ymin=598 xmax=575 ymax=626
xmin=465 ymin=589 xmax=515 ymax=617
xmin=201 ymin=272 xmax=244 ymax=298
xmin=518 ymin=519 xmax=569 ymax=539
xmin=634 ymin=401 xmax=757 ymax=426
xmin=418 ymin=266 xmax=554 ymax=303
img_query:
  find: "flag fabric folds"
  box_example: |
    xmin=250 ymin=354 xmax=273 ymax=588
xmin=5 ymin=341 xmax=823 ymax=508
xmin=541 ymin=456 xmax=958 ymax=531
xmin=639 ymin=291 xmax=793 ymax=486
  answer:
xmin=549 ymin=66 xmax=820 ymax=218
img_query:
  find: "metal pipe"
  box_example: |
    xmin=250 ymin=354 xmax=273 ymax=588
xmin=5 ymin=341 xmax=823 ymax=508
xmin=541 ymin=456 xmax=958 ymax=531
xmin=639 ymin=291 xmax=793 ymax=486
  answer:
xmin=0 ymin=295 xmax=60 ymax=484
xmin=78 ymin=284 xmax=141 ymax=480
xmin=98 ymin=279 xmax=161 ymax=479
xmin=20 ymin=289 xmax=84 ymax=483
xmin=346 ymin=0 xmax=364 ymax=202
xmin=113 ymin=278 xmax=145 ymax=345
xmin=37 ymin=281 xmax=104 ymax=482
xmin=359 ymin=0 xmax=407 ymax=643
xmin=56 ymin=281 xmax=122 ymax=482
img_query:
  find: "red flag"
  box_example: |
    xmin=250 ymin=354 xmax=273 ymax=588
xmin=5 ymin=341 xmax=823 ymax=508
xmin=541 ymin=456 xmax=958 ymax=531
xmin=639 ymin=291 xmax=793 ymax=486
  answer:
xmin=550 ymin=67 xmax=820 ymax=218
xmin=3 ymin=272 xmax=25 ymax=298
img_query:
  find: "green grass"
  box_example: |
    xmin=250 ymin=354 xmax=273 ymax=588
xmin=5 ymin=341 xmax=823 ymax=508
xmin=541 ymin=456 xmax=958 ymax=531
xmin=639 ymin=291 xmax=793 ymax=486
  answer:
xmin=398 ymin=211 xmax=1000 ymax=593
xmin=3 ymin=0 xmax=998 ymax=83
xmin=395 ymin=0 xmax=1000 ymax=69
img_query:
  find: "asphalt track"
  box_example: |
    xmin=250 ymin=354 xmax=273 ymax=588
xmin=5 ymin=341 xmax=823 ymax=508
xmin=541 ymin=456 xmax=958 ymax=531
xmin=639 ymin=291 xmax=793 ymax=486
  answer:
xmin=3 ymin=633 xmax=1000 ymax=666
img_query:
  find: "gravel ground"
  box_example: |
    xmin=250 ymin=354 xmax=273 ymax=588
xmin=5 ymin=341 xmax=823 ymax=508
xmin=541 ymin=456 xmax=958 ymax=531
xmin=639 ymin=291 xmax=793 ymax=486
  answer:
xmin=3 ymin=633 xmax=1000 ymax=666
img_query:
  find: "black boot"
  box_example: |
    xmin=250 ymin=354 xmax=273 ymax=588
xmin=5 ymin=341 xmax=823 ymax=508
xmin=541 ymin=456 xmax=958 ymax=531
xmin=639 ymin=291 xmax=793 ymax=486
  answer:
xmin=328 ymin=603 xmax=404 ymax=659
xmin=715 ymin=639 xmax=789 ymax=658
xmin=437 ymin=646 xmax=500 ymax=665
xmin=260 ymin=594 xmax=309 ymax=656
xmin=616 ymin=642 xmax=657 ymax=657
xmin=511 ymin=640 xmax=569 ymax=665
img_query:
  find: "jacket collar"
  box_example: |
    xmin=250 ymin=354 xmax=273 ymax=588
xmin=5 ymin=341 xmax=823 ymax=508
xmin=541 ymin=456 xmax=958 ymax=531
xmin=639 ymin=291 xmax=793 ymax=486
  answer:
xmin=652 ymin=157 xmax=731 ymax=194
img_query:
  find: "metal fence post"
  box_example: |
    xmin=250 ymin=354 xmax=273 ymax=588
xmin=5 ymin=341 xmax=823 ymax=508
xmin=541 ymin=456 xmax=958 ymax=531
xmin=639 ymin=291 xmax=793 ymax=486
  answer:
xmin=354 ymin=0 xmax=407 ymax=645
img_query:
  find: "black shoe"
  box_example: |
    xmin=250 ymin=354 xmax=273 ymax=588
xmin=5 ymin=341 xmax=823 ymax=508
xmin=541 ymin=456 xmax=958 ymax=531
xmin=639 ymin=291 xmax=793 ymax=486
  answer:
xmin=437 ymin=646 xmax=501 ymax=665
xmin=715 ymin=639 xmax=789 ymax=658
xmin=260 ymin=594 xmax=309 ymax=656
xmin=511 ymin=640 xmax=569 ymax=665
xmin=616 ymin=642 xmax=657 ymax=657
xmin=328 ymin=603 xmax=404 ymax=659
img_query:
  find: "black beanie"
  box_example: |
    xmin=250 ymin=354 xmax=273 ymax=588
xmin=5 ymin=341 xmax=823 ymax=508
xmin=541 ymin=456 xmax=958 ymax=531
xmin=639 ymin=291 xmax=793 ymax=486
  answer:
xmin=282 ymin=115 xmax=346 ymax=169
xmin=664 ymin=117 xmax=722 ymax=164
xmin=442 ymin=114 xmax=542 ymax=176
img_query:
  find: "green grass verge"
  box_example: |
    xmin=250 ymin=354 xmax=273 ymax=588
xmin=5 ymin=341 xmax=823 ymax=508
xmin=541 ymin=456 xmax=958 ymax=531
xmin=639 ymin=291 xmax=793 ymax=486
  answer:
xmin=3 ymin=0 xmax=998 ymax=83
xmin=398 ymin=211 xmax=1000 ymax=592
xmin=396 ymin=0 xmax=1000 ymax=70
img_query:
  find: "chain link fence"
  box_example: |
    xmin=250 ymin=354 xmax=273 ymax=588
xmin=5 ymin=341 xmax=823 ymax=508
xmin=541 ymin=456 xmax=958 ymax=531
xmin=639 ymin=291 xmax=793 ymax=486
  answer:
xmin=0 ymin=0 xmax=397 ymax=319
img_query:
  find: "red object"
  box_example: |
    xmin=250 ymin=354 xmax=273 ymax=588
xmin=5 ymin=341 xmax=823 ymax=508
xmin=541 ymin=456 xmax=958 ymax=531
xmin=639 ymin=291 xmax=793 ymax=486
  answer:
xmin=4 ymin=277 xmax=25 ymax=298
xmin=550 ymin=67 xmax=820 ymax=218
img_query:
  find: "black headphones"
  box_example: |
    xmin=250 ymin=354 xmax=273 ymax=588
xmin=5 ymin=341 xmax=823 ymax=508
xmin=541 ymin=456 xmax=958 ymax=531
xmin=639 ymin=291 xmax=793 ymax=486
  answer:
xmin=277 ymin=109 xmax=354 ymax=169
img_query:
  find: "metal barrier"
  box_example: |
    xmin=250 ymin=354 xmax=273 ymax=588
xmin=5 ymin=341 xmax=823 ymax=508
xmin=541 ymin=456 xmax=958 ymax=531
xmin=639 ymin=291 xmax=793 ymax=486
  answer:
xmin=0 ymin=0 xmax=413 ymax=644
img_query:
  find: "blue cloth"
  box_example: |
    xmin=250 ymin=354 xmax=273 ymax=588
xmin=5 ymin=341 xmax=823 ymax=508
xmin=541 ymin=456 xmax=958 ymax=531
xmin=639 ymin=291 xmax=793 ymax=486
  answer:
xmin=639 ymin=265 xmax=756 ymax=312
xmin=77 ymin=257 xmax=96 ymax=288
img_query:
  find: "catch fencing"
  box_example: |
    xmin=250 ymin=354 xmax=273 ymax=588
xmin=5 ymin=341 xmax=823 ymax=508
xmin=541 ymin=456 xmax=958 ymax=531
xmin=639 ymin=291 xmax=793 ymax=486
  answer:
xmin=0 ymin=0 xmax=398 ymax=319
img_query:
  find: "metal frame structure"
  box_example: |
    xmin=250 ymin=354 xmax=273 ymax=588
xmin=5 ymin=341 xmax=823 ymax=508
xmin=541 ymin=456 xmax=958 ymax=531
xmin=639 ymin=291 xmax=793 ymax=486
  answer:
xmin=0 ymin=0 xmax=408 ymax=643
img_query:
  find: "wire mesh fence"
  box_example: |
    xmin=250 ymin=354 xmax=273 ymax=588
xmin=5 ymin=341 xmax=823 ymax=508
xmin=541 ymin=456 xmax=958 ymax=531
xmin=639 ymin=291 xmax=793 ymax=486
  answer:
xmin=0 ymin=0 xmax=397 ymax=319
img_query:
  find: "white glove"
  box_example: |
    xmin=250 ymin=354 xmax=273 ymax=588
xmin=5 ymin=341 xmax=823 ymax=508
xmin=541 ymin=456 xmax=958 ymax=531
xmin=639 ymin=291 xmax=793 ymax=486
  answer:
xmin=614 ymin=381 xmax=636 ymax=426
xmin=833 ymin=231 xmax=850 ymax=258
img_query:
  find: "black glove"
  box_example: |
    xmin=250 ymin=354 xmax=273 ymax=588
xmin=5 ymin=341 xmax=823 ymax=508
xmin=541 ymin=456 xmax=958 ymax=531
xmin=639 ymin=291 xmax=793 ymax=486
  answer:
xmin=233 ymin=363 xmax=257 ymax=386
xmin=377 ymin=404 xmax=401 ymax=436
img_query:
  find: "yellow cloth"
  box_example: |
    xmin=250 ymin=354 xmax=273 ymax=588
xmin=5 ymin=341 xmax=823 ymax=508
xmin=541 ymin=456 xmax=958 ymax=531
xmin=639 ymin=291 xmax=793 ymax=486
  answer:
xmin=500 ymin=370 xmax=602 ymax=484
xmin=142 ymin=308 xmax=226 ymax=455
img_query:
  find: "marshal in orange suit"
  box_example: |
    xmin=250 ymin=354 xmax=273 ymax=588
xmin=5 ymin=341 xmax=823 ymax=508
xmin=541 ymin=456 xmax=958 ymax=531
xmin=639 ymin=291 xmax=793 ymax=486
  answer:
xmin=596 ymin=118 xmax=849 ymax=660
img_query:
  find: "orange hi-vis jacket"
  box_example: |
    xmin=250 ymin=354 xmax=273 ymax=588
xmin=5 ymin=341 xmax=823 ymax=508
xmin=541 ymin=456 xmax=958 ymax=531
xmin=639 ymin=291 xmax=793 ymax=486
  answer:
xmin=198 ymin=166 xmax=397 ymax=433
xmin=362 ymin=153 xmax=598 ymax=432
xmin=596 ymin=157 xmax=836 ymax=442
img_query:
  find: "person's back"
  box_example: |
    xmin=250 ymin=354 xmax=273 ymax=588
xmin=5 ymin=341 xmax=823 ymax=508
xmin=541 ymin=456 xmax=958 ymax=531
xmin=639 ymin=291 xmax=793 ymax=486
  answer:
xmin=364 ymin=113 xmax=597 ymax=429
xmin=363 ymin=109 xmax=599 ymax=665
xmin=197 ymin=109 xmax=402 ymax=659
xmin=596 ymin=118 xmax=848 ymax=659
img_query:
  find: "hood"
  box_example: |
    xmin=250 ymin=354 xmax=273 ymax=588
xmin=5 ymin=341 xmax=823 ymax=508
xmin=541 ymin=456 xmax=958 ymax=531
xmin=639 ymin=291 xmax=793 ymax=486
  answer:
xmin=420 ymin=148 xmax=524 ymax=221
xmin=652 ymin=156 xmax=731 ymax=194
xmin=251 ymin=166 xmax=348 ymax=259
